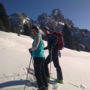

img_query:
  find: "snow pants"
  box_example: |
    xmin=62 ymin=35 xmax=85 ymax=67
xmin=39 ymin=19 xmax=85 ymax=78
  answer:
xmin=44 ymin=50 xmax=63 ymax=80
xmin=33 ymin=57 xmax=48 ymax=89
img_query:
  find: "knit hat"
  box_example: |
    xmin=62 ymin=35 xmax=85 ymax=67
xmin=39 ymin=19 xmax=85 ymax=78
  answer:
xmin=43 ymin=26 xmax=49 ymax=30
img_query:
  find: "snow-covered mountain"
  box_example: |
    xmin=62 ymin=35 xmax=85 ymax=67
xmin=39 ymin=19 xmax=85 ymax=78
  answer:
xmin=36 ymin=9 xmax=90 ymax=52
xmin=37 ymin=9 xmax=74 ymax=30
xmin=9 ymin=13 xmax=32 ymax=35
xmin=0 ymin=31 xmax=90 ymax=90
xmin=1 ymin=9 xmax=90 ymax=52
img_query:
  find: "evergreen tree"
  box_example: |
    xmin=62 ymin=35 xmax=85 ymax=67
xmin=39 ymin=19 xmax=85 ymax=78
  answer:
xmin=23 ymin=24 xmax=31 ymax=36
xmin=62 ymin=24 xmax=73 ymax=49
xmin=0 ymin=3 xmax=10 ymax=32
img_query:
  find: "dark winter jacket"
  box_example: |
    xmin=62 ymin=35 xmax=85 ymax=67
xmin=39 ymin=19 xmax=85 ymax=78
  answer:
xmin=44 ymin=33 xmax=58 ymax=54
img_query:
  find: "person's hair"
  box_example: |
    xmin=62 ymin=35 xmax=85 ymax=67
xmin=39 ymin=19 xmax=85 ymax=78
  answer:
xmin=31 ymin=26 xmax=39 ymax=33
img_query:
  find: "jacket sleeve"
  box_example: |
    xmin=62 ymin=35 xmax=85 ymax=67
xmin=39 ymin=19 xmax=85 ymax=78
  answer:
xmin=31 ymin=37 xmax=40 ymax=51
xmin=48 ymin=34 xmax=58 ymax=49
xmin=50 ymin=34 xmax=58 ymax=47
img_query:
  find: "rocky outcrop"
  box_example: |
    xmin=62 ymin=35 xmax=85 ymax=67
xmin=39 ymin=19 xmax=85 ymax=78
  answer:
xmin=9 ymin=13 xmax=32 ymax=36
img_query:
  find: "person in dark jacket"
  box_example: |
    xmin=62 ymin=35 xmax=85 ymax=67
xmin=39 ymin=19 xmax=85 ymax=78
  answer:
xmin=43 ymin=27 xmax=63 ymax=84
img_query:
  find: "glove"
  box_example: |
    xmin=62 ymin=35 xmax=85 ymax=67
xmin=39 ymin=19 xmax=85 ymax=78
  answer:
xmin=29 ymin=48 xmax=32 ymax=54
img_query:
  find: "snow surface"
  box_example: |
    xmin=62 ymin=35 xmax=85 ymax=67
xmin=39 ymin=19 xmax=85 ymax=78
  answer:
xmin=0 ymin=31 xmax=90 ymax=90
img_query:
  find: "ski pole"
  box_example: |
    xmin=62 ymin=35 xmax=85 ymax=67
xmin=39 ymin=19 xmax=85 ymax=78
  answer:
xmin=24 ymin=54 xmax=32 ymax=90
xmin=50 ymin=48 xmax=52 ymax=76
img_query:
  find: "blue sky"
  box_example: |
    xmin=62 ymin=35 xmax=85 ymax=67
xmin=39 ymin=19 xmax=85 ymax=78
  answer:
xmin=0 ymin=0 xmax=90 ymax=30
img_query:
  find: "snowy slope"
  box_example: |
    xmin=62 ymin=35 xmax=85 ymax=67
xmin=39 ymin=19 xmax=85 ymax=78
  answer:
xmin=0 ymin=31 xmax=90 ymax=90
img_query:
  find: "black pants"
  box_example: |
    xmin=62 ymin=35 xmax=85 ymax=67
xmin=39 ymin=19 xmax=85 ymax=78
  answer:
xmin=33 ymin=57 xmax=48 ymax=89
xmin=45 ymin=50 xmax=63 ymax=80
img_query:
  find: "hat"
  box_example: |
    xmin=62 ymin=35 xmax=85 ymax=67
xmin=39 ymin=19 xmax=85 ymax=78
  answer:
xmin=43 ymin=26 xmax=49 ymax=30
xmin=32 ymin=26 xmax=39 ymax=30
xmin=31 ymin=26 xmax=40 ymax=33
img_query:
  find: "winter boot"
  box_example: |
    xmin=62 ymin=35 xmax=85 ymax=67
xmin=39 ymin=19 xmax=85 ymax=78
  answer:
xmin=55 ymin=79 xmax=63 ymax=84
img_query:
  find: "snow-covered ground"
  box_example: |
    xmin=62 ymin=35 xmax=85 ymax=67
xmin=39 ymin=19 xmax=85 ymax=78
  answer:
xmin=0 ymin=31 xmax=90 ymax=90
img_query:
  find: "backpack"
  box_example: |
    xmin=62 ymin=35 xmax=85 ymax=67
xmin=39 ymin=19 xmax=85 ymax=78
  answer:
xmin=54 ymin=32 xmax=64 ymax=50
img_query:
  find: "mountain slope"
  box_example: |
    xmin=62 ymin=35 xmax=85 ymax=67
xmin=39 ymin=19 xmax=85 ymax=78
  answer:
xmin=0 ymin=31 xmax=90 ymax=90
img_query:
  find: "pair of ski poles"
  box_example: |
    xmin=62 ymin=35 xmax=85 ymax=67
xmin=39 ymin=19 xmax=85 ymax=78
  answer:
xmin=24 ymin=52 xmax=33 ymax=90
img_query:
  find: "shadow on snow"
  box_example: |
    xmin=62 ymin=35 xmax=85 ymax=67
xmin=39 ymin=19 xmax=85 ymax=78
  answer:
xmin=0 ymin=80 xmax=30 ymax=88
